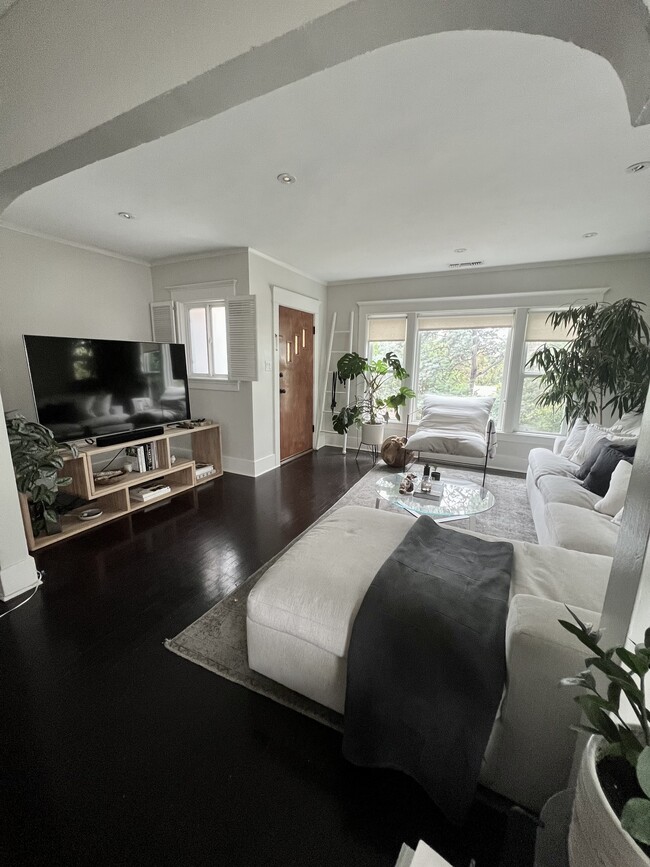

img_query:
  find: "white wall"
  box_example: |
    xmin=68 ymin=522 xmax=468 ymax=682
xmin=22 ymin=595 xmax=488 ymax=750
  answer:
xmin=0 ymin=225 xmax=153 ymax=416
xmin=247 ymin=250 xmax=326 ymax=471
xmin=324 ymin=254 xmax=650 ymax=471
xmin=151 ymin=249 xmax=257 ymax=473
xmin=0 ymin=0 xmax=349 ymax=174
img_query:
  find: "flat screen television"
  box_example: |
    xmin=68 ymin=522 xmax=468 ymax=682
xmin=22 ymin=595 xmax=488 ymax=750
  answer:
xmin=24 ymin=334 xmax=191 ymax=442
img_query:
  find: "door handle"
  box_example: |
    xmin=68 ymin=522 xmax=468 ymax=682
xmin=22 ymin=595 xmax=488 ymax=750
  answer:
xmin=280 ymin=388 xmax=286 ymax=394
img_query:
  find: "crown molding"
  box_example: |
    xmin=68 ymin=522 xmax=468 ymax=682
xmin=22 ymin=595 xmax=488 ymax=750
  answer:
xmin=248 ymin=248 xmax=325 ymax=287
xmin=0 ymin=220 xmax=150 ymax=266
xmin=150 ymin=247 xmax=248 ymax=266
xmin=326 ymin=251 xmax=650 ymax=288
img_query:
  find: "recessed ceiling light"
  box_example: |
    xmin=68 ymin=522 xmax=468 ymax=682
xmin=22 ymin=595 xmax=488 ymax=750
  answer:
xmin=454 ymin=248 xmax=467 ymax=253
xmin=626 ymin=162 xmax=650 ymax=174
xmin=583 ymin=232 xmax=598 ymax=238
xmin=118 ymin=211 xmax=134 ymax=219
xmin=277 ymin=173 xmax=296 ymax=184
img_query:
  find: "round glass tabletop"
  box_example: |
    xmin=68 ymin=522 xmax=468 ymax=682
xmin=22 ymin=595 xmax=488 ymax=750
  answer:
xmin=375 ymin=473 xmax=495 ymax=520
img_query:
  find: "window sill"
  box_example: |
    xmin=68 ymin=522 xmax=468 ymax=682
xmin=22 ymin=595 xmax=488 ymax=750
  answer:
xmin=189 ymin=378 xmax=240 ymax=392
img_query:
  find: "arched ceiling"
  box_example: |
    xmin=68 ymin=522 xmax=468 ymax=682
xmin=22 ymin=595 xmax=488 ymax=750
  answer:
xmin=1 ymin=0 xmax=649 ymax=214
xmin=4 ymin=30 xmax=649 ymax=280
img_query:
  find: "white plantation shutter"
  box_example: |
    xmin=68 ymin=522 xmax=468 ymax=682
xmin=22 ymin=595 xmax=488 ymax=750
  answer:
xmin=227 ymin=296 xmax=258 ymax=381
xmin=150 ymin=301 xmax=177 ymax=342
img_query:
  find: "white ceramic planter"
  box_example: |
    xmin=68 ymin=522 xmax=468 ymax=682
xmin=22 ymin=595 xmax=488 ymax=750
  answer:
xmin=569 ymin=736 xmax=650 ymax=867
xmin=361 ymin=422 xmax=385 ymax=446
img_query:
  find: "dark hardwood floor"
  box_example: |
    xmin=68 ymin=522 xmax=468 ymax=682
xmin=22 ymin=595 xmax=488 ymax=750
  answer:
xmin=1 ymin=448 xmax=535 ymax=866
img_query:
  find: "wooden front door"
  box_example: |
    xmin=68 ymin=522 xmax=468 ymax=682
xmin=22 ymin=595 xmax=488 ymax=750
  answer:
xmin=279 ymin=305 xmax=314 ymax=461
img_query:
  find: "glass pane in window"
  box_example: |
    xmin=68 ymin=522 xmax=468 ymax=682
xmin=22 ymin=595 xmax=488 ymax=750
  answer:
xmin=188 ymin=307 xmax=209 ymax=375
xmin=518 ymin=375 xmax=564 ymax=433
xmin=524 ymin=340 xmax=566 ymax=374
xmin=416 ymin=327 xmax=510 ymax=425
xmin=367 ymin=339 xmax=406 ymax=419
xmin=210 ymin=305 xmax=228 ymax=376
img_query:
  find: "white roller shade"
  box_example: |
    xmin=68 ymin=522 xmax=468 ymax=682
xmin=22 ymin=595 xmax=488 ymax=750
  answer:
xmin=417 ymin=313 xmax=513 ymax=331
xmin=227 ymin=296 xmax=258 ymax=381
xmin=526 ymin=311 xmax=573 ymax=342
xmin=367 ymin=317 xmax=407 ymax=341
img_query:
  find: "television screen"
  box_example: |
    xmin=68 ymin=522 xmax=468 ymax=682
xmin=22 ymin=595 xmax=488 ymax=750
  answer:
xmin=24 ymin=335 xmax=191 ymax=442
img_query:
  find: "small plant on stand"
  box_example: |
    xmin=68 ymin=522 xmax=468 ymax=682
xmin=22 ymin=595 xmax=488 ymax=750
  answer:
xmin=331 ymin=351 xmax=415 ymax=438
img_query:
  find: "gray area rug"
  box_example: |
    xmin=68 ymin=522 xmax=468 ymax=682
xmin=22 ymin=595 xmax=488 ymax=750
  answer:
xmin=165 ymin=463 xmax=536 ymax=729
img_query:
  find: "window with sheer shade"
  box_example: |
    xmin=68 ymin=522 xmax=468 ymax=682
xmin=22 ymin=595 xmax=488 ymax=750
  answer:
xmin=518 ymin=310 xmax=569 ymax=433
xmin=366 ymin=317 xmax=408 ymax=419
xmin=415 ymin=313 xmax=513 ymax=426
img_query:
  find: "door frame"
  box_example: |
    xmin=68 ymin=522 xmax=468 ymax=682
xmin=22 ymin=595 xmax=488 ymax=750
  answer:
xmin=272 ymin=286 xmax=322 ymax=468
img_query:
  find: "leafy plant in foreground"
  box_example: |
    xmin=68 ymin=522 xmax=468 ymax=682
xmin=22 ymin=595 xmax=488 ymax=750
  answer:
xmin=560 ymin=608 xmax=650 ymax=846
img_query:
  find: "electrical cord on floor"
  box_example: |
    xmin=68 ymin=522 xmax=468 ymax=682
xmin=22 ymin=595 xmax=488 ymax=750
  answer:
xmin=0 ymin=572 xmax=42 ymax=620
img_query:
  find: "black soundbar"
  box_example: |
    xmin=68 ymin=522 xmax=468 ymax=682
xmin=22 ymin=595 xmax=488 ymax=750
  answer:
xmin=95 ymin=426 xmax=164 ymax=448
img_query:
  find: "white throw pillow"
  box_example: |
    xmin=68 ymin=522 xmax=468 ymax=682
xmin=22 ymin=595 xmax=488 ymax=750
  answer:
xmin=560 ymin=419 xmax=589 ymax=461
xmin=418 ymin=394 xmax=494 ymax=436
xmin=594 ymin=460 xmax=633 ymax=517
xmin=571 ymin=423 xmax=637 ymax=466
xmin=611 ymin=507 xmax=624 ymax=526
xmin=609 ymin=412 xmax=643 ymax=436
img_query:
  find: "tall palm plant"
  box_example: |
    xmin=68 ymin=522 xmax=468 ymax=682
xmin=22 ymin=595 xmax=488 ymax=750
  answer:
xmin=528 ymin=298 xmax=650 ymax=424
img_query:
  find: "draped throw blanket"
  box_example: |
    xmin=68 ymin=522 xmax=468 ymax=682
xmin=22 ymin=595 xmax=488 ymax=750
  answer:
xmin=342 ymin=516 xmax=513 ymax=824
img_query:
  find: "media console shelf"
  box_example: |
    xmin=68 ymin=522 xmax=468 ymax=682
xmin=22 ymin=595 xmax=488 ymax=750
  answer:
xmin=19 ymin=423 xmax=222 ymax=552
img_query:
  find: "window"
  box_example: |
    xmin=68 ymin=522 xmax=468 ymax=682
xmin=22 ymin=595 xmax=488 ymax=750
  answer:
xmin=366 ymin=317 xmax=407 ymax=417
xmin=184 ymin=302 xmax=228 ymax=379
xmin=415 ymin=314 xmax=513 ymax=427
xmin=517 ymin=311 xmax=571 ymax=434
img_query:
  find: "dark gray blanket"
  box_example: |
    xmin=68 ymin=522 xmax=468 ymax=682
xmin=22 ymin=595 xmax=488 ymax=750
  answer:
xmin=342 ymin=516 xmax=513 ymax=824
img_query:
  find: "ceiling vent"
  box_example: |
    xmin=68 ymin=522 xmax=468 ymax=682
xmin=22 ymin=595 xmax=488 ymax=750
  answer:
xmin=448 ymin=260 xmax=485 ymax=269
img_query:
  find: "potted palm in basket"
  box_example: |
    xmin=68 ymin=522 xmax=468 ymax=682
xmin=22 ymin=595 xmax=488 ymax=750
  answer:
xmin=560 ymin=608 xmax=650 ymax=866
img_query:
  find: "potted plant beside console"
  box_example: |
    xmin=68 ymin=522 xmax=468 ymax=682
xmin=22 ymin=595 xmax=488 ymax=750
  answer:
xmin=559 ymin=608 xmax=650 ymax=866
xmin=6 ymin=414 xmax=77 ymax=538
xmin=331 ymin=351 xmax=414 ymax=445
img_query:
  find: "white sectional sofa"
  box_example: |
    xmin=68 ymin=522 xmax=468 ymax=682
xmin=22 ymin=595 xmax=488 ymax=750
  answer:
xmin=526 ymin=448 xmax=621 ymax=556
xmin=247 ymin=504 xmax=612 ymax=813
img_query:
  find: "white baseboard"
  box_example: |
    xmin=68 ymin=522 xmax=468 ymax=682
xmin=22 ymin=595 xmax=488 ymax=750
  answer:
xmin=0 ymin=556 xmax=41 ymax=602
xmin=222 ymin=453 xmax=278 ymax=477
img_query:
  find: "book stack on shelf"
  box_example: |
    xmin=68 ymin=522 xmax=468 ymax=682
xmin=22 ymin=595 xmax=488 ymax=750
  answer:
xmin=130 ymin=481 xmax=172 ymax=503
xmin=195 ymin=462 xmax=216 ymax=481
xmin=126 ymin=443 xmax=159 ymax=472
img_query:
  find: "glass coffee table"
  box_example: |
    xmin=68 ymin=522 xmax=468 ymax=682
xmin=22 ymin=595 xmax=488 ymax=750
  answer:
xmin=375 ymin=473 xmax=495 ymax=529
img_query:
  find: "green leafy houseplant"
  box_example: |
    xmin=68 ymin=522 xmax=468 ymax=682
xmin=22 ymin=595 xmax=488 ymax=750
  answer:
xmin=560 ymin=608 xmax=650 ymax=849
xmin=331 ymin=351 xmax=415 ymax=435
xmin=6 ymin=414 xmax=77 ymax=537
xmin=528 ymin=298 xmax=650 ymax=425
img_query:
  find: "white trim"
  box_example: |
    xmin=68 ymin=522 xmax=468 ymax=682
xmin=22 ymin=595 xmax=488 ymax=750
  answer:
xmin=0 ymin=220 xmax=150 ymax=266
xmin=189 ymin=379 xmax=239 ymax=392
xmin=152 ymin=247 xmax=248 ymax=266
xmin=272 ymin=286 xmax=322 ymax=468
xmin=327 ymin=254 xmax=650 ymax=287
xmin=356 ymin=288 xmax=608 ymax=311
xmin=0 ymin=558 xmax=41 ymax=602
xmin=249 ymin=247 xmax=325 ymax=287
xmin=221 ymin=452 xmax=277 ymax=477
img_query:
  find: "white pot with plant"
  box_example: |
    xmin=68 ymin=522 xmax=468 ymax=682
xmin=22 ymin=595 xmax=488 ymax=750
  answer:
xmin=331 ymin=351 xmax=414 ymax=446
xmin=559 ymin=608 xmax=650 ymax=866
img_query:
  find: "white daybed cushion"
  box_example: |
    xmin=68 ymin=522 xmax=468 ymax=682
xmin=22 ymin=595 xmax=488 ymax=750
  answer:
xmin=595 ymin=460 xmax=633 ymax=517
xmin=544 ymin=503 xmax=619 ymax=556
xmin=406 ymin=394 xmax=494 ymax=458
xmin=560 ymin=419 xmax=589 ymax=461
